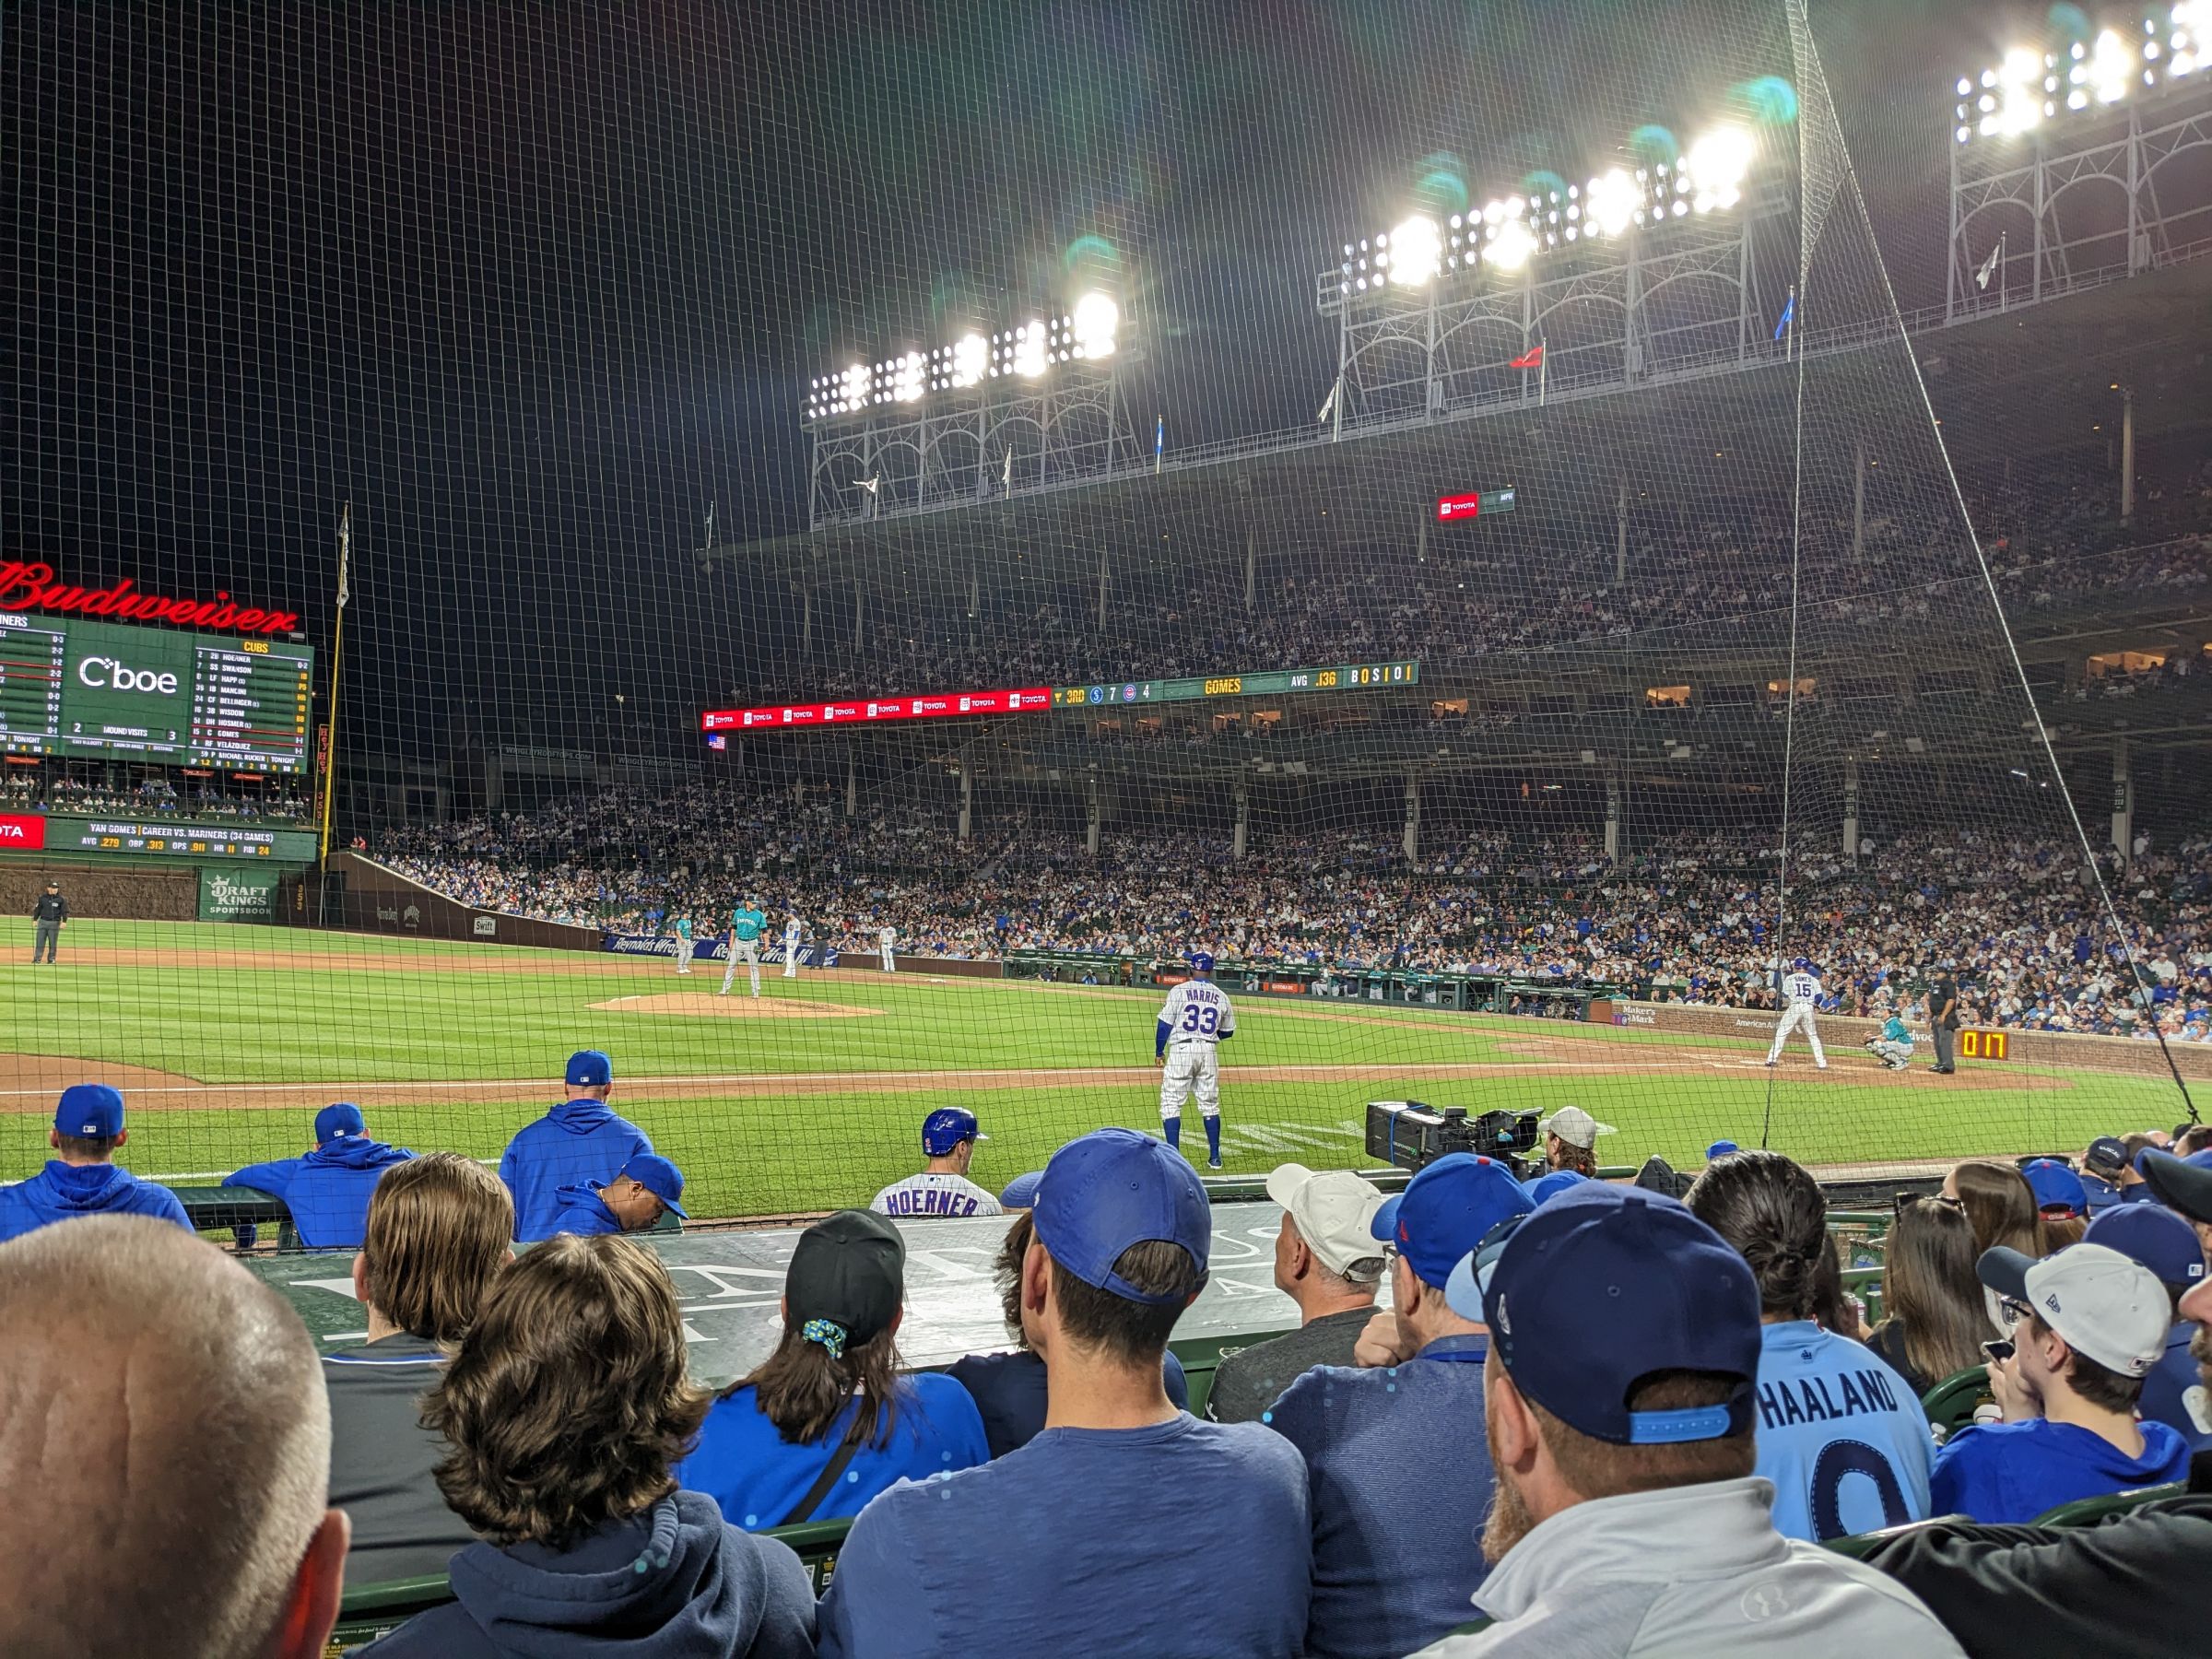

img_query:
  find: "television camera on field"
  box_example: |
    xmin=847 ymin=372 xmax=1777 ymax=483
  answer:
xmin=1365 ymin=1100 xmax=1542 ymax=1179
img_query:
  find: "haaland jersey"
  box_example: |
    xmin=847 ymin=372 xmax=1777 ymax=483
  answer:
xmin=1751 ymin=1321 xmax=1935 ymax=1542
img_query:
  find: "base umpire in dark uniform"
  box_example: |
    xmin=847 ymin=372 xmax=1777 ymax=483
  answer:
xmin=30 ymin=880 xmax=68 ymax=963
xmin=1927 ymin=961 xmax=1959 ymax=1074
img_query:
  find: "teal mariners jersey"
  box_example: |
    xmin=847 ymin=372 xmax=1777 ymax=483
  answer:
xmin=731 ymin=907 xmax=765 ymax=942
xmin=675 ymin=917 xmax=692 ymax=940
xmin=1752 ymin=1321 xmax=1934 ymax=1542
xmin=1880 ymin=1015 xmax=1911 ymax=1045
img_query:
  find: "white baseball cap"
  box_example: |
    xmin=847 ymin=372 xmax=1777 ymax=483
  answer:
xmin=1539 ymin=1106 xmax=1618 ymax=1150
xmin=1977 ymin=1242 xmax=2171 ymax=1377
xmin=1266 ymin=1163 xmax=1388 ymax=1282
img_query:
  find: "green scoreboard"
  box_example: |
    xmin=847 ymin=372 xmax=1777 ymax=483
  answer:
xmin=0 ymin=612 xmax=313 ymax=773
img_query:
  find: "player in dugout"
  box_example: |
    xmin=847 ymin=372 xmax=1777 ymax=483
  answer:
xmin=499 ymin=1049 xmax=655 ymax=1242
xmin=546 ymin=1152 xmax=689 ymax=1236
xmin=870 ymin=1107 xmax=1003 ymax=1218
xmin=0 ymin=1083 xmax=193 ymax=1242
xmin=226 ymin=1101 xmax=417 ymax=1250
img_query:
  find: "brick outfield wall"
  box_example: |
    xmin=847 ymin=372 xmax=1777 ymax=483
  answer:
xmin=1610 ymin=1000 xmax=2212 ymax=1082
xmin=0 ymin=863 xmax=197 ymax=922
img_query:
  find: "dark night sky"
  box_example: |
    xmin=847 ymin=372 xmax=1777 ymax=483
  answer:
xmin=1 ymin=2 xmax=2054 ymax=766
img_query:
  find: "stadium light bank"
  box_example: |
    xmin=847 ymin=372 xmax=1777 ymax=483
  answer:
xmin=804 ymin=290 xmax=1120 ymax=424
xmin=1954 ymin=5 xmax=2205 ymax=147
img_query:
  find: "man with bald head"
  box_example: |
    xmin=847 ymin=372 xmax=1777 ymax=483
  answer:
xmin=0 ymin=1214 xmax=349 ymax=1659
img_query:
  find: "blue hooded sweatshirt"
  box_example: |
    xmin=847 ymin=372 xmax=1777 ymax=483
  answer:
xmin=0 ymin=1160 xmax=194 ymax=1243
xmin=500 ymin=1099 xmax=654 ymax=1242
xmin=228 ymin=1138 xmax=416 ymax=1249
xmin=1929 ymin=1415 xmax=2193 ymax=1524
xmin=547 ymin=1181 xmax=624 ymax=1237
xmin=356 ymin=1490 xmax=817 ymax=1659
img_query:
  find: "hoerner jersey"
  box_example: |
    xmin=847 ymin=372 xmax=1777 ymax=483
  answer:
xmin=1160 ymin=979 xmax=1236 ymax=1043
xmin=1781 ymin=971 xmax=1821 ymax=1005
xmin=870 ymin=1171 xmax=1004 ymax=1219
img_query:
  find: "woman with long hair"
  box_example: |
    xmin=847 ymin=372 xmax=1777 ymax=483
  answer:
xmin=1943 ymin=1159 xmax=2047 ymax=1332
xmin=677 ymin=1209 xmax=988 ymax=1529
xmin=1865 ymin=1198 xmax=1989 ymax=1397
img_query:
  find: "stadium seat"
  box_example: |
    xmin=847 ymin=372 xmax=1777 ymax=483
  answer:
xmin=2030 ymin=1481 xmax=2190 ymax=1528
xmin=1824 ymin=1514 xmax=1971 ymax=1560
xmin=328 ymin=1572 xmax=456 ymax=1648
xmin=1919 ymin=1366 xmax=1992 ymax=1435
xmin=765 ymin=1515 xmax=853 ymax=1594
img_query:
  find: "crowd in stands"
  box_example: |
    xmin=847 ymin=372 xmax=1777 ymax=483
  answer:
xmin=0 ymin=768 xmax=309 ymax=822
xmin=5 ymin=1063 xmax=2210 ymax=1658
xmin=372 ymin=798 xmax=2212 ymax=1043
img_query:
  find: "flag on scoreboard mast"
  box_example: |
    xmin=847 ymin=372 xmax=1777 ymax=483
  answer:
xmin=335 ymin=502 xmax=351 ymax=608
xmin=1975 ymin=235 xmax=2004 ymax=292
xmin=1508 ymin=343 xmax=1545 ymax=370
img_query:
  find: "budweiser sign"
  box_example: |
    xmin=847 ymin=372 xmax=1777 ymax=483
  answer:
xmin=0 ymin=562 xmax=301 ymax=636
xmin=0 ymin=813 xmax=46 ymax=848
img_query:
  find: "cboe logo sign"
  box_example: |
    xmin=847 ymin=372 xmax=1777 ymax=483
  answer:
xmin=76 ymin=656 xmax=181 ymax=695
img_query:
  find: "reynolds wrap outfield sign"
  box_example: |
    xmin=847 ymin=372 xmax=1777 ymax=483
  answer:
xmin=199 ymin=865 xmax=282 ymax=922
xmin=601 ymin=933 xmax=839 ymax=967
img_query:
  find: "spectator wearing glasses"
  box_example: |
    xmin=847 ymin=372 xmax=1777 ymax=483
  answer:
xmin=1264 ymin=1155 xmax=1531 ymax=1659
xmin=1865 ymin=1196 xmax=1988 ymax=1398
xmin=1928 ymin=1243 xmax=2190 ymax=1524
xmin=1687 ymin=1150 xmax=1934 ymax=1542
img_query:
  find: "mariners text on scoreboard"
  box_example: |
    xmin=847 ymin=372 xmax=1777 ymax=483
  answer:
xmin=0 ymin=613 xmax=314 ymax=773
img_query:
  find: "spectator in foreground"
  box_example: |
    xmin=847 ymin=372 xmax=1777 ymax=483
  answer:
xmin=359 ymin=1233 xmax=816 ymax=1658
xmin=547 ymin=1151 xmax=689 ymax=1235
xmin=227 ymin=1101 xmax=416 ymax=1249
xmin=0 ymin=1214 xmax=349 ymax=1659
xmin=818 ymin=1127 xmax=1312 ymax=1658
xmin=324 ymin=1152 xmax=514 ymax=1582
xmin=1928 ymin=1242 xmax=2188 ymax=1523
xmin=1206 ymin=1162 xmax=1385 ymax=1425
xmin=1865 ymin=1195 xmax=1988 ymax=1397
xmin=868 ymin=1106 xmax=1004 ymax=1218
xmin=1536 ymin=1105 xmax=1614 ymax=1177
xmin=1266 ymin=1154 xmax=1531 ymax=1659
xmin=1865 ymin=1158 xmax=2212 ymax=1659
xmin=1410 ymin=1183 xmax=1963 ymax=1656
xmin=1943 ymin=1159 xmax=2046 ymax=1332
xmin=0 ymin=1083 xmax=192 ymax=1242
xmin=498 ymin=1049 xmax=653 ymax=1241
xmin=2082 ymin=1203 xmax=2212 ymax=1451
xmin=947 ymin=1206 xmax=1189 ymax=1458
xmin=677 ymin=1209 xmax=988 ymax=1527
xmin=1687 ymin=1149 xmax=1934 ymax=1541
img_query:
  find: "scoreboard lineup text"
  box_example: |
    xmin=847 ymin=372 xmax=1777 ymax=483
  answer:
xmin=0 ymin=613 xmax=313 ymax=773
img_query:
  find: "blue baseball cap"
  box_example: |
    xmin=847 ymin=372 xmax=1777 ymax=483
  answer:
xmin=2138 ymin=1147 xmax=2212 ymax=1226
xmin=922 ymin=1107 xmax=987 ymax=1156
xmin=2022 ymin=1158 xmax=2088 ymax=1217
xmin=1369 ymin=1153 xmax=1534 ymax=1288
xmin=55 ymin=1084 xmax=124 ymax=1139
xmin=1031 ymin=1127 xmax=1210 ymax=1306
xmin=621 ymin=1153 xmax=688 ymax=1218
xmin=565 ymin=1050 xmax=614 ymax=1088
xmin=1465 ymin=1182 xmax=1761 ymax=1446
xmin=315 ymin=1102 xmax=366 ymax=1144
xmin=1190 ymin=952 xmax=1215 ymax=973
xmin=1524 ymin=1169 xmax=1592 ymax=1207
xmin=2084 ymin=1135 xmax=2131 ymax=1181
xmin=2085 ymin=1203 xmax=2206 ymax=1292
xmin=1705 ymin=1140 xmax=1740 ymax=1160
xmin=998 ymin=1170 xmax=1046 ymax=1209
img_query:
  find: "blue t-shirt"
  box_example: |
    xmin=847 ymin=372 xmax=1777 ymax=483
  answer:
xmin=0 ymin=1160 xmax=194 ymax=1243
xmin=228 ymin=1138 xmax=415 ymax=1249
xmin=943 ymin=1347 xmax=1188 ymax=1461
xmin=1263 ymin=1334 xmax=1493 ymax=1659
xmin=1930 ymin=1416 xmax=2194 ymax=1524
xmin=500 ymin=1100 xmax=653 ymax=1242
xmin=1751 ymin=1321 xmax=1935 ymax=1541
xmin=677 ymin=1373 xmax=989 ymax=1529
xmin=2140 ymin=1322 xmax=2212 ymax=1453
xmin=818 ymin=1414 xmax=1310 ymax=1659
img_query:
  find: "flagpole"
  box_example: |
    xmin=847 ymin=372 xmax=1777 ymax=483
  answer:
xmin=317 ymin=502 xmax=351 ymax=879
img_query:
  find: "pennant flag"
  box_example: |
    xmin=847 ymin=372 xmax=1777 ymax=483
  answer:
xmin=1772 ymin=292 xmax=1795 ymax=341
xmin=1509 ymin=344 xmax=1545 ymax=370
xmin=1974 ymin=241 xmax=2002 ymax=290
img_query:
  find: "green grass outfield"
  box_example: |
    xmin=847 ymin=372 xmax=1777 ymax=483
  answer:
xmin=0 ymin=919 xmax=2191 ymax=1219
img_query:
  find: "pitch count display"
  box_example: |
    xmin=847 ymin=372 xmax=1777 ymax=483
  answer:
xmin=0 ymin=613 xmax=314 ymax=772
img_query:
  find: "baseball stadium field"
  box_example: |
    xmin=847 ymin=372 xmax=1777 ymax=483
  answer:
xmin=0 ymin=919 xmax=2190 ymax=1222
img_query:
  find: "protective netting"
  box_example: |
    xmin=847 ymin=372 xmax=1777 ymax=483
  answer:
xmin=2 ymin=2 xmax=2206 ymax=1231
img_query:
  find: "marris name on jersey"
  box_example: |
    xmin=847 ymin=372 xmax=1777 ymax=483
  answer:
xmin=879 ymin=1185 xmax=986 ymax=1218
xmin=1756 ymin=1366 xmax=1901 ymax=1431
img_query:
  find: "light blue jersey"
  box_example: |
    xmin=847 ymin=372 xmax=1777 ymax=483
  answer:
xmin=1751 ymin=1321 xmax=1934 ymax=1542
xmin=730 ymin=907 xmax=765 ymax=943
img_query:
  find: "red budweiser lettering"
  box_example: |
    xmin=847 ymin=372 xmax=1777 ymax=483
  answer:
xmin=701 ymin=686 xmax=1054 ymax=736
xmin=0 ymin=562 xmax=300 ymax=636
xmin=0 ymin=813 xmax=47 ymax=849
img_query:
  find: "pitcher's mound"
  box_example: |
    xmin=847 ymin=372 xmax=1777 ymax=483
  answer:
xmin=592 ymin=994 xmax=883 ymax=1019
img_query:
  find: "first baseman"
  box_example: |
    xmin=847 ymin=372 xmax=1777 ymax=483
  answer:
xmin=1765 ymin=957 xmax=1830 ymax=1068
xmin=782 ymin=911 xmax=804 ymax=978
xmin=720 ymin=896 xmax=766 ymax=998
xmin=1157 ymin=952 xmax=1235 ymax=1169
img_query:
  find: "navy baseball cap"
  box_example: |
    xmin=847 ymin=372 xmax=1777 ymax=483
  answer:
xmin=998 ymin=1170 xmax=1046 ymax=1209
xmin=622 ymin=1153 xmax=688 ymax=1218
xmin=922 ymin=1107 xmax=987 ymax=1156
xmin=565 ymin=1050 xmax=613 ymax=1088
xmin=2139 ymin=1148 xmax=2212 ymax=1225
xmin=2085 ymin=1203 xmax=2206 ymax=1292
xmin=1369 ymin=1153 xmax=1534 ymax=1288
xmin=1031 ymin=1127 xmax=1211 ymax=1306
xmin=315 ymin=1102 xmax=366 ymax=1144
xmin=2022 ymin=1158 xmax=2088 ymax=1217
xmin=55 ymin=1083 xmax=124 ymax=1139
xmin=1469 ymin=1182 xmax=1760 ymax=1446
xmin=2084 ymin=1135 xmax=2130 ymax=1181
xmin=1191 ymin=952 xmax=1215 ymax=973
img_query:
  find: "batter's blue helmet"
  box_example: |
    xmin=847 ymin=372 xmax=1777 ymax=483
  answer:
xmin=1793 ymin=957 xmax=1812 ymax=971
xmin=1190 ymin=952 xmax=1216 ymax=974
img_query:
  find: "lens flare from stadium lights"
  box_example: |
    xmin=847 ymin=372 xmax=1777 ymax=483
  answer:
xmin=839 ymin=362 xmax=871 ymax=414
xmin=1681 ymin=125 xmax=1754 ymax=211
xmin=891 ymin=351 xmax=925 ymax=403
xmin=2087 ymin=26 xmax=2136 ymax=100
xmin=1012 ymin=320 xmax=1049 ymax=378
xmin=1586 ymin=168 xmax=1640 ymax=237
xmin=1487 ymin=218 xmax=1535 ymax=271
xmin=1071 ymin=291 xmax=1119 ymax=359
xmin=1387 ymin=215 xmax=1442 ymax=287
xmin=949 ymin=331 xmax=987 ymax=388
